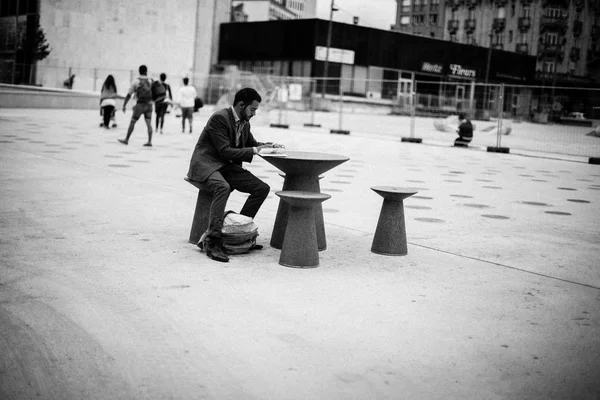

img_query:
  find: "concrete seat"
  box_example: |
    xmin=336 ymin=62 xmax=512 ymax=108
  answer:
xmin=273 ymin=174 xmax=327 ymax=251
xmin=370 ymin=186 xmax=418 ymax=256
xmin=454 ymin=140 xmax=471 ymax=147
xmin=275 ymin=191 xmax=331 ymax=268
xmin=184 ymin=177 xmax=212 ymax=244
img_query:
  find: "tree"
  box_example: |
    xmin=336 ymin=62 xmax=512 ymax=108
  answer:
xmin=21 ymin=15 xmax=50 ymax=61
xmin=33 ymin=23 xmax=51 ymax=61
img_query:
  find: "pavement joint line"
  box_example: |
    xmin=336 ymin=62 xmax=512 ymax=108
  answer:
xmin=411 ymin=242 xmax=600 ymax=290
xmin=327 ymin=220 xmax=600 ymax=290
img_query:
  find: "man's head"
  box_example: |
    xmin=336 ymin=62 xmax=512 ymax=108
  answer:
xmin=139 ymin=65 xmax=147 ymax=76
xmin=233 ymin=88 xmax=262 ymax=122
xmin=160 ymin=73 xmax=166 ymax=82
xmin=183 ymin=77 xmax=189 ymax=85
xmin=458 ymin=112 xmax=466 ymax=120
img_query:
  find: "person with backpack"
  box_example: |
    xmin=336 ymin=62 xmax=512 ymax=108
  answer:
xmin=118 ymin=65 xmax=154 ymax=147
xmin=152 ymin=73 xmax=172 ymax=134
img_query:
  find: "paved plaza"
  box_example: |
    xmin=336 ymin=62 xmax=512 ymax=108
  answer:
xmin=1 ymin=107 xmax=599 ymax=399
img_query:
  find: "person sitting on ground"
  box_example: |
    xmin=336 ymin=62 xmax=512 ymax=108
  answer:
xmin=186 ymin=87 xmax=285 ymax=263
xmin=455 ymin=112 xmax=473 ymax=145
xmin=99 ymin=74 xmax=118 ymax=129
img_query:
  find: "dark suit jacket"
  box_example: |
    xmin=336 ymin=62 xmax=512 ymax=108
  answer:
xmin=187 ymin=107 xmax=264 ymax=182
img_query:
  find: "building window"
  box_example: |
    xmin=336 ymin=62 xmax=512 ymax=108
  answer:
xmin=546 ymin=32 xmax=558 ymax=45
xmin=546 ymin=7 xmax=560 ymax=18
xmin=450 ymin=34 xmax=458 ymax=42
xmin=508 ymin=30 xmax=513 ymax=42
xmin=543 ymin=61 xmax=556 ymax=73
xmin=429 ymin=14 xmax=438 ymax=24
xmin=522 ymin=6 xmax=530 ymax=18
xmin=402 ymin=0 xmax=411 ymax=13
xmin=511 ymin=4 xmax=516 ymax=17
xmin=401 ymin=16 xmax=410 ymax=25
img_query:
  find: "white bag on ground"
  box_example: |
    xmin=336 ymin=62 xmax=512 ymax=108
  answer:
xmin=221 ymin=211 xmax=259 ymax=254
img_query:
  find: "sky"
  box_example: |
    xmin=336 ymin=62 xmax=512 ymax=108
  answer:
xmin=316 ymin=0 xmax=397 ymax=31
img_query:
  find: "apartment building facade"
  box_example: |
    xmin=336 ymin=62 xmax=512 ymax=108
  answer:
xmin=231 ymin=0 xmax=317 ymax=22
xmin=392 ymin=0 xmax=600 ymax=84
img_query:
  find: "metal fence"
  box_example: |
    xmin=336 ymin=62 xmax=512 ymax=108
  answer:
xmin=3 ymin=63 xmax=599 ymax=159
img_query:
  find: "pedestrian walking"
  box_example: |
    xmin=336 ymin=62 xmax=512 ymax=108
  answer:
xmin=99 ymin=75 xmax=118 ymax=129
xmin=152 ymin=73 xmax=172 ymax=134
xmin=118 ymin=65 xmax=154 ymax=147
xmin=178 ymin=77 xmax=197 ymax=134
xmin=186 ymin=87 xmax=285 ymax=263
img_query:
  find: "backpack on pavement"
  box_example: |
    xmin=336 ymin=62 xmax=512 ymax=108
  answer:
xmin=136 ymin=78 xmax=153 ymax=102
xmin=152 ymin=81 xmax=167 ymax=102
xmin=221 ymin=211 xmax=259 ymax=255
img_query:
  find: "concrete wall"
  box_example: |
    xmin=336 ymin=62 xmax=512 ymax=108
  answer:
xmin=36 ymin=0 xmax=198 ymax=89
xmin=0 ymin=84 xmax=121 ymax=109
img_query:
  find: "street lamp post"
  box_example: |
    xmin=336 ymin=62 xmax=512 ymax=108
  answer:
xmin=321 ymin=0 xmax=337 ymax=98
xmin=483 ymin=31 xmax=493 ymax=119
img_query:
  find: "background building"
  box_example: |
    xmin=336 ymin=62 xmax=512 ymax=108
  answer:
xmin=392 ymin=0 xmax=600 ymax=85
xmin=0 ymin=0 xmax=231 ymax=94
xmin=230 ymin=0 xmax=317 ymax=22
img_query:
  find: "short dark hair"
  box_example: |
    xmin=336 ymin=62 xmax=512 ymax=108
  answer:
xmin=160 ymin=73 xmax=166 ymax=81
xmin=183 ymin=77 xmax=189 ymax=85
xmin=139 ymin=65 xmax=147 ymax=75
xmin=233 ymin=88 xmax=262 ymax=106
xmin=458 ymin=112 xmax=466 ymax=120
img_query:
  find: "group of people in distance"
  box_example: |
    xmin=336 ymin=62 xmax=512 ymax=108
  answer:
xmin=99 ymin=64 xmax=198 ymax=147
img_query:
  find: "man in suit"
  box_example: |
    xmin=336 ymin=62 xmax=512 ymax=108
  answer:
xmin=187 ymin=87 xmax=284 ymax=263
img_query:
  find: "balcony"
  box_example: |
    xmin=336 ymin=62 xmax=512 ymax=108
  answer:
xmin=516 ymin=43 xmax=529 ymax=54
xmin=447 ymin=19 xmax=459 ymax=33
xmin=542 ymin=0 xmax=569 ymax=7
xmin=494 ymin=0 xmax=508 ymax=6
xmin=574 ymin=0 xmax=584 ymax=11
xmin=518 ymin=17 xmax=531 ymax=32
xmin=570 ymin=47 xmax=580 ymax=62
xmin=538 ymin=43 xmax=565 ymax=61
xmin=464 ymin=18 xmax=476 ymax=33
xmin=573 ymin=21 xmax=582 ymax=37
xmin=492 ymin=18 xmax=506 ymax=33
xmin=465 ymin=0 xmax=479 ymax=8
xmin=540 ymin=15 xmax=568 ymax=34
xmin=446 ymin=0 xmax=463 ymax=10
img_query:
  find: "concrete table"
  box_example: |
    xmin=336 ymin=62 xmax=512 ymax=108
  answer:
xmin=370 ymin=186 xmax=418 ymax=256
xmin=261 ymin=150 xmax=349 ymax=250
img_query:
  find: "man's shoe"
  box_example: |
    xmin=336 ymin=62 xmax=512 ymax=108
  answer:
xmin=143 ymin=143 xmax=152 ymax=147
xmin=250 ymin=244 xmax=263 ymax=251
xmin=206 ymin=245 xmax=229 ymax=263
xmin=118 ymin=139 xmax=128 ymax=145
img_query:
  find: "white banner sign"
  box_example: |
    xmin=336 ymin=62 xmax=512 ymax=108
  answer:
xmin=315 ymin=46 xmax=355 ymax=65
xmin=288 ymin=84 xmax=302 ymax=101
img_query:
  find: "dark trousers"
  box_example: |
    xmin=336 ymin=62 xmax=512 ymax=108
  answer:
xmin=101 ymin=105 xmax=114 ymax=127
xmin=455 ymin=135 xmax=472 ymax=144
xmin=204 ymin=164 xmax=270 ymax=244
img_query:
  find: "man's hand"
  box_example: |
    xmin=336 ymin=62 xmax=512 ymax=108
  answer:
xmin=263 ymin=142 xmax=285 ymax=149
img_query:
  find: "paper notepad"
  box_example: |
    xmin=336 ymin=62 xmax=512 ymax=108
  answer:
xmin=259 ymin=148 xmax=287 ymax=157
